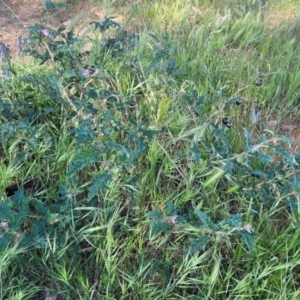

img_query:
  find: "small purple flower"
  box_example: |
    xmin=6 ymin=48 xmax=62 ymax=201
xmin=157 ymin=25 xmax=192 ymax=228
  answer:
xmin=82 ymin=69 xmax=91 ymax=76
xmin=243 ymin=224 xmax=253 ymax=233
xmin=0 ymin=222 xmax=8 ymax=229
xmin=170 ymin=215 xmax=178 ymax=224
xmin=41 ymin=29 xmax=50 ymax=36
xmin=162 ymin=215 xmax=178 ymax=224
xmin=93 ymin=68 xmax=99 ymax=76
xmin=41 ymin=29 xmax=54 ymax=40
xmin=156 ymin=42 xmax=162 ymax=48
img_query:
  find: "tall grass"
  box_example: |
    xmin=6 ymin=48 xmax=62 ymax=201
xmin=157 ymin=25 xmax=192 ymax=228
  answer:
xmin=0 ymin=0 xmax=299 ymax=299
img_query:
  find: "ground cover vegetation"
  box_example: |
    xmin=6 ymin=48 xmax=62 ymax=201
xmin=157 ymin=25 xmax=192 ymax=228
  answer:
xmin=0 ymin=0 xmax=300 ymax=299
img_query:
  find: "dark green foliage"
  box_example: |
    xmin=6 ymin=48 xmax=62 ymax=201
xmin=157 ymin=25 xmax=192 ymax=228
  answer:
xmin=184 ymin=235 xmax=210 ymax=255
xmin=88 ymin=172 xmax=113 ymax=200
xmin=0 ymin=19 xmax=158 ymax=254
xmin=44 ymin=0 xmax=70 ymax=12
xmin=91 ymin=16 xmax=121 ymax=33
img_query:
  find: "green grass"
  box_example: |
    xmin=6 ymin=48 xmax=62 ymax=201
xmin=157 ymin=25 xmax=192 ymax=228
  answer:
xmin=0 ymin=0 xmax=300 ymax=299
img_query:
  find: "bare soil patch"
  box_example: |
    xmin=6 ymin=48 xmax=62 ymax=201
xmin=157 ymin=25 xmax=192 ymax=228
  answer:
xmin=0 ymin=0 xmax=106 ymax=57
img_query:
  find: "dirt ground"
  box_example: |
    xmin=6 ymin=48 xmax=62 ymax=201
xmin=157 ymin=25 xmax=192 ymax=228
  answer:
xmin=0 ymin=0 xmax=107 ymax=57
xmin=0 ymin=0 xmax=299 ymax=151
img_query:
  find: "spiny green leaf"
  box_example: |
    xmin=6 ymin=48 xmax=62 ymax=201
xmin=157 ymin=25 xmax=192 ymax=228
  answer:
xmin=292 ymin=175 xmax=300 ymax=194
xmin=165 ymin=201 xmax=176 ymax=216
xmin=184 ymin=235 xmax=209 ymax=255
xmin=240 ymin=231 xmax=254 ymax=254
xmin=252 ymin=151 xmax=274 ymax=163
xmin=67 ymin=146 xmax=100 ymax=176
xmin=273 ymin=146 xmax=297 ymax=166
xmin=91 ymin=16 xmax=121 ymax=33
xmin=104 ymin=141 xmax=129 ymax=162
xmin=194 ymin=210 xmax=219 ymax=231
xmin=88 ymin=171 xmax=112 ymax=200
xmin=228 ymin=214 xmax=243 ymax=227
xmin=146 ymin=210 xmax=164 ymax=221
xmin=0 ymin=203 xmax=12 ymax=220
xmin=276 ymin=134 xmax=292 ymax=148
xmin=12 ymin=189 xmax=25 ymax=208
xmin=71 ymin=120 xmax=96 ymax=147
xmin=284 ymin=197 xmax=298 ymax=212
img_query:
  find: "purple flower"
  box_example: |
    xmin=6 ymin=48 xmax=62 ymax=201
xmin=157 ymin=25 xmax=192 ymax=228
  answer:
xmin=162 ymin=215 xmax=178 ymax=224
xmin=41 ymin=29 xmax=50 ymax=36
xmin=41 ymin=29 xmax=54 ymax=40
xmin=93 ymin=68 xmax=99 ymax=75
xmin=243 ymin=224 xmax=253 ymax=233
xmin=82 ymin=69 xmax=91 ymax=76
xmin=0 ymin=222 xmax=8 ymax=229
xmin=170 ymin=215 xmax=178 ymax=224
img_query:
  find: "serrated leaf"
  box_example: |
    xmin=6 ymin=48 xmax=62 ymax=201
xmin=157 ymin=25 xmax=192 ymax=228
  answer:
xmin=105 ymin=141 xmax=129 ymax=162
xmin=228 ymin=213 xmax=243 ymax=227
xmin=184 ymin=235 xmax=209 ymax=255
xmin=147 ymin=221 xmax=170 ymax=239
xmin=276 ymin=134 xmax=292 ymax=148
xmin=36 ymin=202 xmax=49 ymax=216
xmin=27 ymin=137 xmax=37 ymax=149
xmin=12 ymin=189 xmax=25 ymax=208
xmin=240 ymin=231 xmax=254 ymax=254
xmin=128 ymin=137 xmax=147 ymax=163
xmin=146 ymin=210 xmax=164 ymax=221
xmin=165 ymin=201 xmax=176 ymax=215
xmin=273 ymin=146 xmax=297 ymax=166
xmin=67 ymin=146 xmax=100 ymax=176
xmin=0 ymin=202 xmax=12 ymax=220
xmin=13 ymin=209 xmax=28 ymax=227
xmin=194 ymin=210 xmax=219 ymax=231
xmin=257 ymin=135 xmax=266 ymax=143
xmin=59 ymin=185 xmax=72 ymax=201
xmin=71 ymin=120 xmax=96 ymax=147
xmin=91 ymin=16 xmax=121 ymax=33
xmin=292 ymin=175 xmax=300 ymax=194
xmin=190 ymin=141 xmax=201 ymax=162
xmin=284 ymin=198 xmax=298 ymax=212
xmin=253 ymin=151 xmax=274 ymax=163
xmin=88 ymin=172 xmax=112 ymax=200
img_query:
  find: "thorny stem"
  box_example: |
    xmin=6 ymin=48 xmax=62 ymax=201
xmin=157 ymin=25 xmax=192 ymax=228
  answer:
xmin=43 ymin=41 xmax=56 ymax=70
